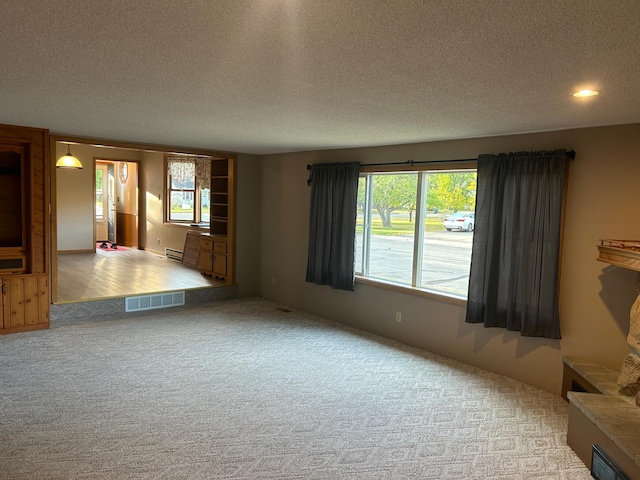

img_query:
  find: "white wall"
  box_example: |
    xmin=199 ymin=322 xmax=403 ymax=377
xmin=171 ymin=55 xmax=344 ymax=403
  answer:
xmin=258 ymin=123 xmax=640 ymax=395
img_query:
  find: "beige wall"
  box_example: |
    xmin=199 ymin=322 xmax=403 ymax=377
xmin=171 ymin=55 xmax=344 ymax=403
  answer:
xmin=258 ymin=123 xmax=640 ymax=394
xmin=140 ymin=150 xmax=188 ymax=254
xmin=236 ymin=153 xmax=261 ymax=297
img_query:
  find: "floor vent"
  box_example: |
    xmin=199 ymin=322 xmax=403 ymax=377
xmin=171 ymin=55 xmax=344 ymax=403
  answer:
xmin=592 ymin=445 xmax=629 ymax=480
xmin=125 ymin=292 xmax=186 ymax=313
xmin=165 ymin=248 xmax=183 ymax=262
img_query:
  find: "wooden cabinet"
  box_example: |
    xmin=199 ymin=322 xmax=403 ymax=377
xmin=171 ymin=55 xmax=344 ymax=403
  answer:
xmin=0 ymin=124 xmax=50 ymax=334
xmin=199 ymin=235 xmax=228 ymax=282
xmin=213 ymin=240 xmax=228 ymax=278
xmin=1 ymin=274 xmax=49 ymax=332
xmin=199 ymin=236 xmax=213 ymax=273
xmin=200 ymin=156 xmax=234 ymax=284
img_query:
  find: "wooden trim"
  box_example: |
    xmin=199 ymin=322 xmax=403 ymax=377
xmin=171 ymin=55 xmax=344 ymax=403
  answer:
xmin=50 ymin=134 xmax=237 ymax=159
xmin=94 ymin=158 xmax=142 ymax=248
xmin=43 ymin=128 xmax=51 ymax=297
xmin=92 ymin=159 xmax=97 ymax=247
xmin=49 ymin=136 xmax=58 ymax=302
xmin=57 ymin=249 xmax=95 ymax=254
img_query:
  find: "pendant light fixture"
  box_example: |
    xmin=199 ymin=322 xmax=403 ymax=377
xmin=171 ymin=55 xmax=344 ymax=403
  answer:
xmin=56 ymin=143 xmax=83 ymax=169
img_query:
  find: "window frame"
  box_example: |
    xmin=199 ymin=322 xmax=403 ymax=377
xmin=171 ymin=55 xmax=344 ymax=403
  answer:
xmin=355 ymin=160 xmax=477 ymax=302
xmin=164 ymin=157 xmax=209 ymax=227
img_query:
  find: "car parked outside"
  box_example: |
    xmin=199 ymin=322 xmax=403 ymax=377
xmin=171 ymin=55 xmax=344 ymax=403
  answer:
xmin=443 ymin=212 xmax=475 ymax=231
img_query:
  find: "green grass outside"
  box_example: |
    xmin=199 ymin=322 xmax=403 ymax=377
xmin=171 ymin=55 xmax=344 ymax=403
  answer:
xmin=356 ymin=214 xmax=447 ymax=236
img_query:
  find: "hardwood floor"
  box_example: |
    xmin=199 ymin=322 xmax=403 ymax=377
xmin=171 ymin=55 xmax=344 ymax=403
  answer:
xmin=56 ymin=248 xmax=224 ymax=303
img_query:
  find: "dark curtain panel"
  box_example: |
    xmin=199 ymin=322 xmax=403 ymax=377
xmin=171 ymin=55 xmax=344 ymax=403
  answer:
xmin=466 ymin=150 xmax=569 ymax=339
xmin=306 ymin=162 xmax=360 ymax=291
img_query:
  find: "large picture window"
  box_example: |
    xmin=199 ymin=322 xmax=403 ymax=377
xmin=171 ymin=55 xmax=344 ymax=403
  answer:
xmin=165 ymin=156 xmax=211 ymax=225
xmin=356 ymin=167 xmax=477 ymax=298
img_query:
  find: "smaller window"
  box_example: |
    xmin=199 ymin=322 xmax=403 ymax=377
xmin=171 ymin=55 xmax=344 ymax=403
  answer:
xmin=165 ymin=156 xmax=211 ymax=225
xmin=169 ymin=172 xmax=196 ymax=222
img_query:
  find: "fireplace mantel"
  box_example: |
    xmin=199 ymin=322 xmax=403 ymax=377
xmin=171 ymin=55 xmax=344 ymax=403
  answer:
xmin=597 ymin=239 xmax=640 ymax=272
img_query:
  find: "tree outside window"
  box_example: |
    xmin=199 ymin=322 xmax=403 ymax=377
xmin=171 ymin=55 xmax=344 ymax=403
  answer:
xmin=356 ymin=168 xmax=477 ymax=297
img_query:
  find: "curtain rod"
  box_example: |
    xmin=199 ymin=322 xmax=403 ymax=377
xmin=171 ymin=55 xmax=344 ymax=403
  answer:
xmin=305 ymin=150 xmax=575 ymax=171
xmin=306 ymin=157 xmax=474 ymax=171
xmin=357 ymin=157 xmax=476 ymax=168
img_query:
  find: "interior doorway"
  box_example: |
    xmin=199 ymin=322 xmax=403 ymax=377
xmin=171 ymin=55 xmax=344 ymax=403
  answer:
xmin=107 ymin=162 xmax=116 ymax=245
xmin=95 ymin=159 xmax=138 ymax=249
xmin=50 ymin=136 xmax=230 ymax=304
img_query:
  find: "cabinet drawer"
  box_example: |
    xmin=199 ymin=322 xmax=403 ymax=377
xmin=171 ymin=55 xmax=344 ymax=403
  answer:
xmin=213 ymin=241 xmax=227 ymax=254
xmin=200 ymin=238 xmax=213 ymax=251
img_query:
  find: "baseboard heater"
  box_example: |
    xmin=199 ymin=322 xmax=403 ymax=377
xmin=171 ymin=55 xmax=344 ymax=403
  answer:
xmin=165 ymin=248 xmax=183 ymax=261
xmin=125 ymin=291 xmax=186 ymax=313
xmin=592 ymin=445 xmax=629 ymax=480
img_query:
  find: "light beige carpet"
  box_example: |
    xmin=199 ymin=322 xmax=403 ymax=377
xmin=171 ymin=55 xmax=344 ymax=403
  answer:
xmin=0 ymin=298 xmax=590 ymax=479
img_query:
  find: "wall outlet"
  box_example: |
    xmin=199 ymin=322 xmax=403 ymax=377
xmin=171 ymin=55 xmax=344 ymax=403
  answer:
xmin=271 ymin=277 xmax=276 ymax=286
xmin=395 ymin=312 xmax=402 ymax=323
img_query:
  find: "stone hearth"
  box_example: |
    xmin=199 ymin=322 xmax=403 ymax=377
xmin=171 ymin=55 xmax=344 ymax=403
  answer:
xmin=597 ymin=239 xmax=640 ymax=402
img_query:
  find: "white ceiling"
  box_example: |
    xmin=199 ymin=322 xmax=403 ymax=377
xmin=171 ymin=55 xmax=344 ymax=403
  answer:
xmin=1 ymin=0 xmax=639 ymax=155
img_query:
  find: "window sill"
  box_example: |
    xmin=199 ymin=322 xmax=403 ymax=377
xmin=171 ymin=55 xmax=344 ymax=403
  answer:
xmin=355 ymin=276 xmax=467 ymax=307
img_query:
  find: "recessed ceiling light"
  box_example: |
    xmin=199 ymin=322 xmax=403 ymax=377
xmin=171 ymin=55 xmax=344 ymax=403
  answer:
xmin=572 ymin=89 xmax=600 ymax=97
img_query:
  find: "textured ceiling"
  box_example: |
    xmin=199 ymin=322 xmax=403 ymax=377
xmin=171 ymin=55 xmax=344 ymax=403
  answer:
xmin=1 ymin=0 xmax=639 ymax=155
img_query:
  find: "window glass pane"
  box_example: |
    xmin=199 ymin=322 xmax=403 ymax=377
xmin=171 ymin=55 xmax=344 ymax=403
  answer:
xmin=170 ymin=191 xmax=195 ymax=221
xmin=421 ymin=171 xmax=476 ymax=296
xmin=355 ymin=167 xmax=477 ymax=298
xmin=95 ymin=169 xmax=103 ymax=219
xmin=201 ymin=187 xmax=210 ymax=223
xmin=367 ymin=173 xmax=417 ymax=286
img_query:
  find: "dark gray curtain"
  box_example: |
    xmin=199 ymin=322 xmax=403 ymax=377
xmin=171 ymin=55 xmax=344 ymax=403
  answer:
xmin=306 ymin=162 xmax=360 ymax=291
xmin=466 ymin=150 xmax=569 ymax=338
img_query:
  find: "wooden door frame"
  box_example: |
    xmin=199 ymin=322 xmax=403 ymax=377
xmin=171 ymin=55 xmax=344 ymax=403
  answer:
xmin=95 ymin=158 xmax=141 ymax=248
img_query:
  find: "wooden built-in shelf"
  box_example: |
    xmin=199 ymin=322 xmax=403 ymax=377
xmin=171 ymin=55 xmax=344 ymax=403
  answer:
xmin=0 ymin=123 xmax=50 ymax=334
